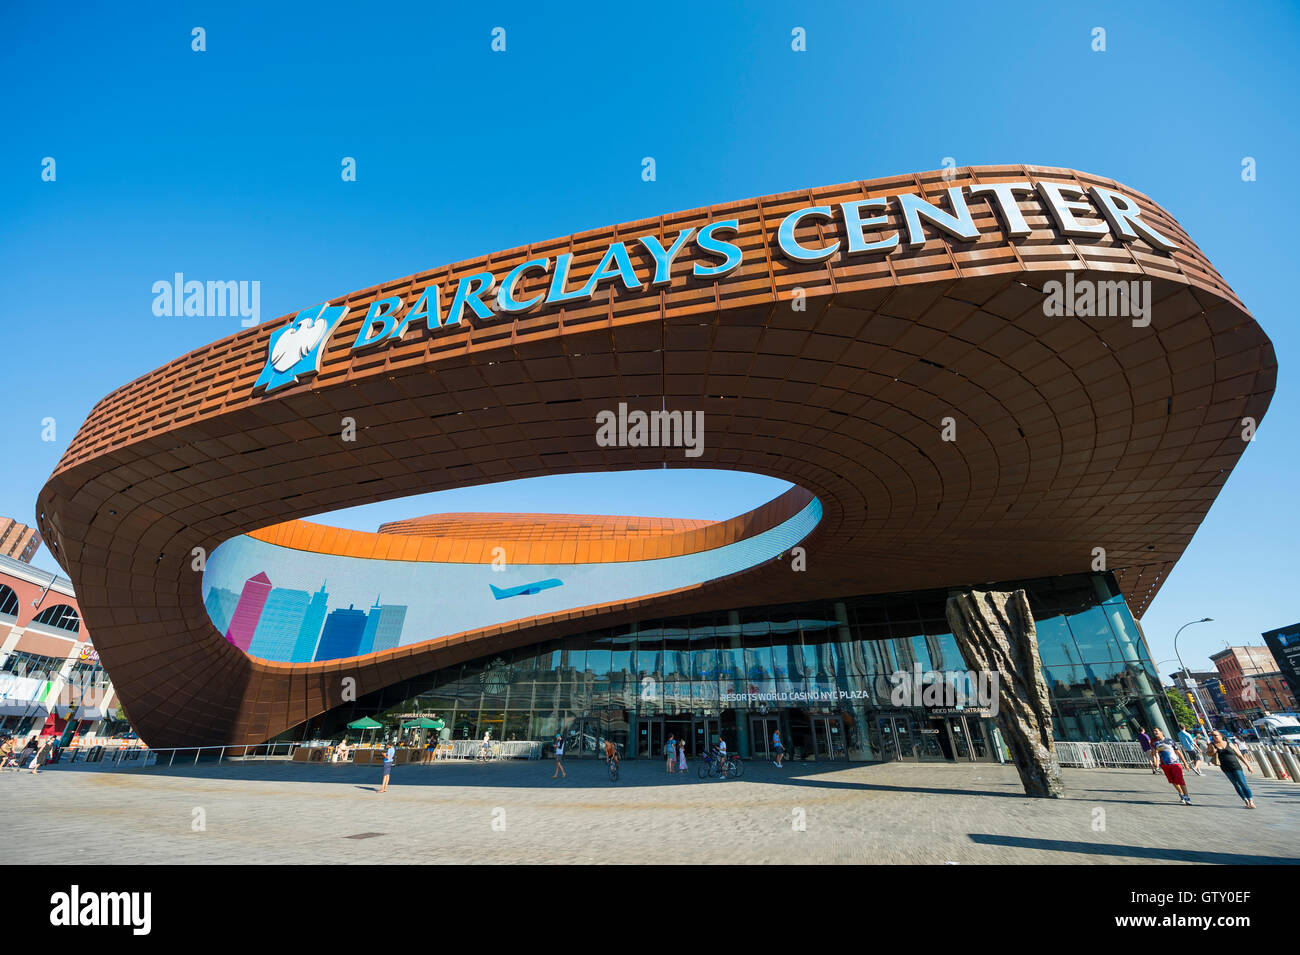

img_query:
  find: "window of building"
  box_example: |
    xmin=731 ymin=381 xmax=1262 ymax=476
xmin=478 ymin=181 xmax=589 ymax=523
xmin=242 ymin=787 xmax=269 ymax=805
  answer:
xmin=0 ymin=584 xmax=19 ymax=618
xmin=31 ymin=603 xmax=81 ymax=634
xmin=1 ymin=650 xmax=62 ymax=679
xmin=69 ymin=658 xmax=109 ymax=685
xmin=301 ymin=570 xmax=1176 ymax=754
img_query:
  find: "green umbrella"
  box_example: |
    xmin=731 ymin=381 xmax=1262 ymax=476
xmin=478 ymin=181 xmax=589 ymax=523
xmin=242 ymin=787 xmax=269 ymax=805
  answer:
xmin=347 ymin=716 xmax=383 ymax=746
xmin=399 ymin=717 xmax=445 ymax=750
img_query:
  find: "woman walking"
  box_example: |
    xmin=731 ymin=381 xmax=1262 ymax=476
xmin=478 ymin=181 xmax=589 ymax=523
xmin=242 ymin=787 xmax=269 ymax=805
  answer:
xmin=1208 ymin=731 xmax=1256 ymax=808
xmin=665 ymin=734 xmax=677 ymax=774
xmin=15 ymin=737 xmax=36 ymax=770
xmin=552 ymin=734 xmax=567 ymax=779
xmin=677 ymin=736 xmax=688 ymax=774
xmin=28 ymin=737 xmax=51 ymax=775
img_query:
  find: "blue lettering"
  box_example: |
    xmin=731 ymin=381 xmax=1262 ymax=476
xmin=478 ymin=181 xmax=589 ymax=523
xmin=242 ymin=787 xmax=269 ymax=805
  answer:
xmin=638 ymin=228 xmax=696 ymax=286
xmin=445 ymin=272 xmax=496 ymax=325
xmin=498 ymin=258 xmax=551 ymax=313
xmin=546 ymin=253 xmax=588 ymax=305
xmin=693 ymin=219 xmax=743 ymax=277
xmin=777 ymin=206 xmax=838 ymax=262
xmin=393 ymin=285 xmax=440 ymax=338
xmin=352 ymin=296 xmax=404 ymax=350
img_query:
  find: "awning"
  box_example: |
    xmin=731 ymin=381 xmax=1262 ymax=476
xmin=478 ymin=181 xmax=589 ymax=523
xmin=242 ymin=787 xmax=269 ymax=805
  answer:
xmin=0 ymin=700 xmax=48 ymax=717
xmin=0 ymin=675 xmax=55 ymax=715
xmin=63 ymin=706 xmax=110 ymax=720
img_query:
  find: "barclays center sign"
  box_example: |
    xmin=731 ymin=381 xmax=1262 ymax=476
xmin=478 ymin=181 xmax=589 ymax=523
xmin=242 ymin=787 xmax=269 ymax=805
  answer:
xmin=253 ymin=179 xmax=1178 ymax=394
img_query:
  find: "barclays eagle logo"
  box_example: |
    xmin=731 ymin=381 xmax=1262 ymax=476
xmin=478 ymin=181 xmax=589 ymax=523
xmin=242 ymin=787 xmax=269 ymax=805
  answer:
xmin=253 ymin=303 xmax=349 ymax=393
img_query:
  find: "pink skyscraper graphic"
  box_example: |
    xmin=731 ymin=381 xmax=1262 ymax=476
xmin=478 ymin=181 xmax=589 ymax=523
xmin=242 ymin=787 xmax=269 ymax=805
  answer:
xmin=226 ymin=571 xmax=273 ymax=651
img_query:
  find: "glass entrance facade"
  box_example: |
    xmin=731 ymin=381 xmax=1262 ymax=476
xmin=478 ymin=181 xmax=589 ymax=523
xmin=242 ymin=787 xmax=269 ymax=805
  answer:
xmin=295 ymin=571 xmax=1177 ymax=761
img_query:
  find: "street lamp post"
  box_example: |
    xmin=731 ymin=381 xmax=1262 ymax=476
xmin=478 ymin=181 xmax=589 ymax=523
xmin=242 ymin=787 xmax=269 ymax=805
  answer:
xmin=1174 ymin=618 xmax=1214 ymax=731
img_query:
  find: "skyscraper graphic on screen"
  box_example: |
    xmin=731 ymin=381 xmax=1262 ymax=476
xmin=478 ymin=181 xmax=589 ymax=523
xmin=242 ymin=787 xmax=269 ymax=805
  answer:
xmin=358 ymin=597 xmax=408 ymax=655
xmin=313 ymin=604 xmax=368 ymax=661
xmin=291 ymin=582 xmax=329 ymax=663
xmin=248 ymin=587 xmax=311 ymax=660
xmin=226 ymin=572 xmax=273 ymax=651
xmin=204 ymin=586 xmax=240 ymax=635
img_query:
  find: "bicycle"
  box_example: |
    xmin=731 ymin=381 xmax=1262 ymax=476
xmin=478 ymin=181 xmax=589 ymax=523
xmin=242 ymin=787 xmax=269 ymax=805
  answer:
xmin=699 ymin=751 xmax=740 ymax=779
xmin=607 ymin=756 xmax=620 ymax=782
xmin=697 ymin=752 xmax=714 ymax=778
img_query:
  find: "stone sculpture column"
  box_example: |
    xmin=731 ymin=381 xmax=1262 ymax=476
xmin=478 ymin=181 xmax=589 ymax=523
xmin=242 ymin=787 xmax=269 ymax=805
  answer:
xmin=945 ymin=589 xmax=1064 ymax=798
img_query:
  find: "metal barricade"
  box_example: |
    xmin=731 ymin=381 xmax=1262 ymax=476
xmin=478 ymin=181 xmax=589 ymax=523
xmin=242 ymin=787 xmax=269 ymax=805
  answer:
xmin=45 ymin=737 xmax=552 ymax=770
xmin=1054 ymin=740 xmax=1149 ymax=768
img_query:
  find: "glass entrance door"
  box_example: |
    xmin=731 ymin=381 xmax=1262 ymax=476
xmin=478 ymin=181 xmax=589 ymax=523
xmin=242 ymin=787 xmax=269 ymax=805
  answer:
xmin=810 ymin=716 xmax=845 ymax=760
xmin=637 ymin=718 xmax=664 ymax=759
xmin=692 ymin=717 xmax=718 ymax=757
xmin=945 ymin=715 xmax=993 ymax=762
xmin=564 ymin=714 xmax=603 ymax=758
xmin=750 ymin=716 xmax=779 ymax=761
xmin=921 ymin=718 xmax=953 ymax=760
xmin=876 ymin=715 xmax=916 ymax=761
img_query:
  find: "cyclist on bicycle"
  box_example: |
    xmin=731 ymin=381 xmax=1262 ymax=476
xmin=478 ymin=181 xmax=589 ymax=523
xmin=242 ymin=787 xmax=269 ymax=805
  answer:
xmin=604 ymin=737 xmax=619 ymax=769
xmin=715 ymin=736 xmax=728 ymax=777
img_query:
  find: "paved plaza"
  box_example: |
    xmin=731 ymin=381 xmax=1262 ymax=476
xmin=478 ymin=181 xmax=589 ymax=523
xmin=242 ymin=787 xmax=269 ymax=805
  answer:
xmin=2 ymin=757 xmax=1297 ymax=864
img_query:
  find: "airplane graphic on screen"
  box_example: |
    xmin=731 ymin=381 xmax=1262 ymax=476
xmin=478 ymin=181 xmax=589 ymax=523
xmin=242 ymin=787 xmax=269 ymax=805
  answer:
xmin=489 ymin=579 xmax=564 ymax=600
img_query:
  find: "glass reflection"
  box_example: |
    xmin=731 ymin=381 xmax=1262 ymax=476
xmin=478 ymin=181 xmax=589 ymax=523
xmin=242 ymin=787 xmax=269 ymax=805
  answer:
xmin=306 ymin=571 xmax=1175 ymax=757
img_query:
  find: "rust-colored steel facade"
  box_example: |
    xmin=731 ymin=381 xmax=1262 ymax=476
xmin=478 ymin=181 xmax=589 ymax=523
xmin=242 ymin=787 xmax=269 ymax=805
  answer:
xmin=36 ymin=166 xmax=1276 ymax=747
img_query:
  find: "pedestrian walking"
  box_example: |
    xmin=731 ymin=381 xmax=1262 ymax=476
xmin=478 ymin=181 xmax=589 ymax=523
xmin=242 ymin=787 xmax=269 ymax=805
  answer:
xmin=15 ymin=737 xmax=36 ymax=769
xmin=378 ymin=741 xmax=396 ymax=793
xmin=678 ymin=737 xmax=687 ymax=773
xmin=1151 ymin=728 xmax=1192 ymax=805
xmin=1208 ymin=731 xmax=1256 ymax=808
xmin=28 ymin=738 xmax=50 ymax=775
xmin=771 ymin=728 xmax=785 ymax=768
xmin=1137 ymin=727 xmax=1159 ymax=773
xmin=552 ymin=734 xmax=567 ymax=779
xmin=1178 ymin=725 xmax=1206 ymax=776
xmin=665 ymin=734 xmax=677 ymax=774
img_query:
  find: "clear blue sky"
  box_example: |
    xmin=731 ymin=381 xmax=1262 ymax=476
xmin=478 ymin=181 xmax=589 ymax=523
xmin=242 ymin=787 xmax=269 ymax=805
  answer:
xmin=2 ymin=1 xmax=1296 ymax=677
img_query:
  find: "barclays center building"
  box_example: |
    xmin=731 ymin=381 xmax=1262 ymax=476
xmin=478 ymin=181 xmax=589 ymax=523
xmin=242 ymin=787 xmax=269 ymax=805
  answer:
xmin=36 ymin=165 xmax=1275 ymax=762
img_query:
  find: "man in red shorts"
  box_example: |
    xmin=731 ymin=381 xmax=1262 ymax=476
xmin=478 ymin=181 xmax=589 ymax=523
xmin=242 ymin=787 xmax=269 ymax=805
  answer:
xmin=1151 ymin=728 xmax=1191 ymax=805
